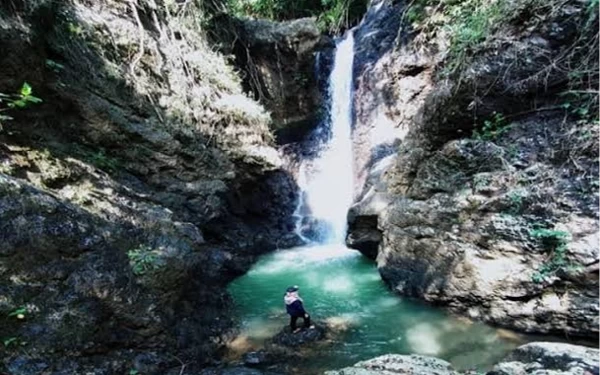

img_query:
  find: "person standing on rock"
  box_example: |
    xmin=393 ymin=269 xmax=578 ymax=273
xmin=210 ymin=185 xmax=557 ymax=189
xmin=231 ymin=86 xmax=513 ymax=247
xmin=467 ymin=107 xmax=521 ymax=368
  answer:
xmin=284 ymin=285 xmax=314 ymax=333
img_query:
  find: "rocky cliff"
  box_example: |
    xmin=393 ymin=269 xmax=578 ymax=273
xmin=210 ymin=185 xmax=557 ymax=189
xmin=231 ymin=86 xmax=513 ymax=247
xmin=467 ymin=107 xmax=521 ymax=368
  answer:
xmin=348 ymin=0 xmax=599 ymax=339
xmin=210 ymin=15 xmax=331 ymax=144
xmin=0 ymin=0 xmax=299 ymax=373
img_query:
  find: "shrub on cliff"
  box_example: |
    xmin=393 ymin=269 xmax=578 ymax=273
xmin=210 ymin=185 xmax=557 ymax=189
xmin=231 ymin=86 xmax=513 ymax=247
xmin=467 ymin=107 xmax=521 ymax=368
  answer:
xmin=225 ymin=0 xmax=368 ymax=33
xmin=0 ymin=82 xmax=42 ymax=129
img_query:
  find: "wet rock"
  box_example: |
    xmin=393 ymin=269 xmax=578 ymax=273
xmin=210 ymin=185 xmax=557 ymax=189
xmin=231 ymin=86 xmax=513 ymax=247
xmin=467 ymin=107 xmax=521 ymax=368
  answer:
xmin=200 ymin=367 xmax=269 ymax=375
xmin=489 ymin=342 xmax=600 ymax=375
xmin=271 ymin=325 xmax=326 ymax=347
xmin=6 ymin=357 xmax=49 ymax=375
xmin=200 ymin=367 xmax=286 ymax=375
xmin=346 ymin=214 xmax=382 ymax=260
xmin=132 ymin=352 xmax=165 ymax=374
xmin=243 ymin=350 xmax=274 ymax=367
xmin=324 ymin=354 xmax=458 ymax=375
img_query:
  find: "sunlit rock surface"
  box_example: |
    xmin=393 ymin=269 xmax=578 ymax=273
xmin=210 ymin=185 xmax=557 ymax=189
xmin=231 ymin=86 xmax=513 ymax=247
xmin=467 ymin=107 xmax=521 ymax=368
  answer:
xmin=346 ymin=0 xmax=599 ymax=338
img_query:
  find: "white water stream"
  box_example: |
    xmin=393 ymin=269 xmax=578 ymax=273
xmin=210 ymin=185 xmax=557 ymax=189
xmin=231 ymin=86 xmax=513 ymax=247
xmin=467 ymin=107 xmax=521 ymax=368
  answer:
xmin=295 ymin=31 xmax=355 ymax=244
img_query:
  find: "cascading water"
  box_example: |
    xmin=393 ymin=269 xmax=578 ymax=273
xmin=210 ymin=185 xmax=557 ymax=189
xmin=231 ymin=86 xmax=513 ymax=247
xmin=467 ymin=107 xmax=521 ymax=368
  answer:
xmin=295 ymin=32 xmax=356 ymax=244
xmin=228 ymin=32 xmax=531 ymax=374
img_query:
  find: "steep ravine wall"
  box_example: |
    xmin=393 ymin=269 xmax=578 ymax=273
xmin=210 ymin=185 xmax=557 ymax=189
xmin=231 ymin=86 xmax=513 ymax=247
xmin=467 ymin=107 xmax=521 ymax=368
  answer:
xmin=347 ymin=0 xmax=599 ymax=339
xmin=0 ymin=1 xmax=301 ymax=373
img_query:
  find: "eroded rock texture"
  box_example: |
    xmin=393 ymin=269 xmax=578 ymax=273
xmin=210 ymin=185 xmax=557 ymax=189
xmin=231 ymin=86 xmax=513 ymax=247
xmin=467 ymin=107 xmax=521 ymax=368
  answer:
xmin=347 ymin=0 xmax=599 ymax=338
xmin=0 ymin=0 xmax=299 ymax=373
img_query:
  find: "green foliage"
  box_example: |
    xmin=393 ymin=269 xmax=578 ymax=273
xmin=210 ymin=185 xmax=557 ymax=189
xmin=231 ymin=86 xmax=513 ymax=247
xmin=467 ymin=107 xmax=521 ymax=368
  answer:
xmin=472 ymin=174 xmax=490 ymax=190
xmin=8 ymin=307 xmax=27 ymax=318
xmin=529 ymin=227 xmax=574 ymax=283
xmin=473 ymin=112 xmax=510 ymax=140
xmin=129 ymin=370 xmax=139 ymax=375
xmin=560 ymin=91 xmax=599 ymax=125
xmin=587 ymin=0 xmax=599 ymax=26
xmin=403 ymin=0 xmax=514 ymax=74
xmin=87 ymin=149 xmax=120 ymax=172
xmin=0 ymin=82 xmax=43 ymax=129
xmin=46 ymin=59 xmax=65 ymax=72
xmin=3 ymin=337 xmax=18 ymax=348
xmin=71 ymin=146 xmax=121 ymax=173
xmin=405 ymin=2 xmax=428 ymax=25
xmin=506 ymin=190 xmax=524 ymax=215
xmin=530 ymin=228 xmax=568 ymax=248
xmin=67 ymin=22 xmax=84 ymax=37
xmin=226 ymin=0 xmax=367 ymax=33
xmin=128 ymin=246 xmax=161 ymax=276
xmin=444 ymin=0 xmax=508 ymax=74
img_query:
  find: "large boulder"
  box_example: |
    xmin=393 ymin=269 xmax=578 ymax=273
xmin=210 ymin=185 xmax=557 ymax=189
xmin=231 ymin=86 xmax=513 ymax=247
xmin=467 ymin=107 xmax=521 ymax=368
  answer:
xmin=489 ymin=342 xmax=600 ymax=375
xmin=324 ymin=343 xmax=599 ymax=375
xmin=270 ymin=325 xmax=326 ymax=347
xmin=370 ymin=117 xmax=599 ymax=338
xmin=200 ymin=367 xmax=285 ymax=375
xmin=324 ymin=354 xmax=458 ymax=375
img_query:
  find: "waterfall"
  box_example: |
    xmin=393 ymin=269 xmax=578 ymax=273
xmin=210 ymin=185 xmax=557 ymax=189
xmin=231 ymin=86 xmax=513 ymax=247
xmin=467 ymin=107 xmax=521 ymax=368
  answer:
xmin=295 ymin=31 xmax=356 ymax=245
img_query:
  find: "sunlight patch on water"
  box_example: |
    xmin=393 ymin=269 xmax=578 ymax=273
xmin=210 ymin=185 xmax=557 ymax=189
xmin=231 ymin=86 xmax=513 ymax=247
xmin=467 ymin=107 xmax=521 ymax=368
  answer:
xmin=406 ymin=323 xmax=442 ymax=355
xmin=323 ymin=274 xmax=354 ymax=293
xmin=377 ymin=296 xmax=401 ymax=308
xmin=325 ymin=313 xmax=361 ymax=332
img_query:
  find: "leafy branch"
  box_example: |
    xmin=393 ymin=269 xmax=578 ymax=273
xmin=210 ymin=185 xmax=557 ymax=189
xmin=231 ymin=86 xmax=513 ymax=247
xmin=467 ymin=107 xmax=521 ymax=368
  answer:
xmin=0 ymin=82 xmax=43 ymax=129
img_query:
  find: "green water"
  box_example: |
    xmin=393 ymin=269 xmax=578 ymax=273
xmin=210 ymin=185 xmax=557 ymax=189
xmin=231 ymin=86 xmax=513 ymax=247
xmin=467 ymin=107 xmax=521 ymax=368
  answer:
xmin=228 ymin=244 xmax=529 ymax=373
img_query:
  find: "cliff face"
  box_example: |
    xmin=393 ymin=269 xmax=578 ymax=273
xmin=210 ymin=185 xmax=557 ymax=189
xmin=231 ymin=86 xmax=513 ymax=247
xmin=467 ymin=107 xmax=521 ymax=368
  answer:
xmin=348 ymin=0 xmax=599 ymax=338
xmin=0 ymin=0 xmax=299 ymax=373
xmin=211 ymin=15 xmax=331 ymax=144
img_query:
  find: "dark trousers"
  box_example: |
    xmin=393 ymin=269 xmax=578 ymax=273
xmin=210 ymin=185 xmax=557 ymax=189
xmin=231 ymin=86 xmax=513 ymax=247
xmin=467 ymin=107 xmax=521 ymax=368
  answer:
xmin=290 ymin=314 xmax=311 ymax=331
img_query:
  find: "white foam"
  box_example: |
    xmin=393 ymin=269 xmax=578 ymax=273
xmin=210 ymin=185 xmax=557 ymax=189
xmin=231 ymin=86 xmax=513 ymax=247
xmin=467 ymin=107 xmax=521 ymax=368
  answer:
xmin=295 ymin=32 xmax=356 ymax=244
xmin=406 ymin=323 xmax=442 ymax=355
xmin=323 ymin=274 xmax=354 ymax=293
xmin=377 ymin=296 xmax=401 ymax=308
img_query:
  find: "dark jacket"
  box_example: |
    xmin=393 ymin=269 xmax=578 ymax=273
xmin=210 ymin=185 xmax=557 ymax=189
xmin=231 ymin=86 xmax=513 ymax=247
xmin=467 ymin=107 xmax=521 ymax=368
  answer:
xmin=284 ymin=295 xmax=306 ymax=317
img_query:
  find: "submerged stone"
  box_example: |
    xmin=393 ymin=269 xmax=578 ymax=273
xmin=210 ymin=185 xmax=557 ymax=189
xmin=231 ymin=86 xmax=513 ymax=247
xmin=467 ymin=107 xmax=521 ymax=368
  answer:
xmin=243 ymin=350 xmax=274 ymax=367
xmin=270 ymin=324 xmax=326 ymax=347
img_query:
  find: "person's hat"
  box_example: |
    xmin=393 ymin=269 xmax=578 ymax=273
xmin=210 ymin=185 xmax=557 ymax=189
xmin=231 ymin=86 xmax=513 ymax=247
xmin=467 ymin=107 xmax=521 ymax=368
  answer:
xmin=286 ymin=285 xmax=299 ymax=293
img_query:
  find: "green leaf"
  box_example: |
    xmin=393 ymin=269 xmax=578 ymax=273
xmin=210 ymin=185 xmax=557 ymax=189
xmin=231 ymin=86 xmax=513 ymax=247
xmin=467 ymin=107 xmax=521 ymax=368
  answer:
xmin=3 ymin=337 xmax=17 ymax=347
xmin=20 ymin=82 xmax=32 ymax=97
xmin=25 ymin=96 xmax=43 ymax=104
xmin=45 ymin=59 xmax=65 ymax=70
xmin=8 ymin=307 xmax=27 ymax=317
xmin=10 ymin=100 xmax=27 ymax=108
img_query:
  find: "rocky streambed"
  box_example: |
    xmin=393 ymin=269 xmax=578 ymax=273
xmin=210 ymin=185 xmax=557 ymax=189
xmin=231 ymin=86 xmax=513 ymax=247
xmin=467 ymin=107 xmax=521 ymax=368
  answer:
xmin=203 ymin=321 xmax=599 ymax=375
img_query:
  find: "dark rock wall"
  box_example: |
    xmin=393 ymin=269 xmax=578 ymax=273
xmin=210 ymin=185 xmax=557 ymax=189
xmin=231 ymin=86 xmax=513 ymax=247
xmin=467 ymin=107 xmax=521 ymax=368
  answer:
xmin=212 ymin=16 xmax=332 ymax=144
xmin=0 ymin=0 xmax=299 ymax=373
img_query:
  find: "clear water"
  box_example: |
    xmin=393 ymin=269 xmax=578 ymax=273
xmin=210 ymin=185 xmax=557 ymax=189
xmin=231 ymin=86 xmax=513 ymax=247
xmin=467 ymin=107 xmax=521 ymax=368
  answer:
xmin=228 ymin=244 xmax=529 ymax=373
